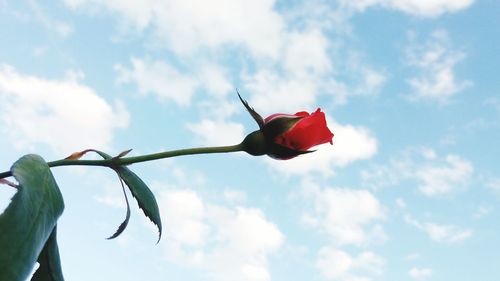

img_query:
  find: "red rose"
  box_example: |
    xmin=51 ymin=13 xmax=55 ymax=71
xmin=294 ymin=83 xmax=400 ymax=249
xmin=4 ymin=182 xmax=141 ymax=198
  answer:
xmin=238 ymin=92 xmax=334 ymax=160
xmin=264 ymin=109 xmax=334 ymax=152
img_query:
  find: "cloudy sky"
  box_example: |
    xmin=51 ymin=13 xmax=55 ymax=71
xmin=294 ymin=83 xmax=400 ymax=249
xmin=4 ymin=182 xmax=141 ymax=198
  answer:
xmin=1 ymin=0 xmax=499 ymax=280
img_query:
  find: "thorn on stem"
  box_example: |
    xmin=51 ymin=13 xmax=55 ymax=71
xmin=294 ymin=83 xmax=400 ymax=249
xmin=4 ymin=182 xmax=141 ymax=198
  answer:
xmin=0 ymin=178 xmax=18 ymax=189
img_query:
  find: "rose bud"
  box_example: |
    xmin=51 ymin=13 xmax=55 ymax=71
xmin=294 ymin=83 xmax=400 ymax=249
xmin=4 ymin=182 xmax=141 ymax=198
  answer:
xmin=238 ymin=92 xmax=334 ymax=160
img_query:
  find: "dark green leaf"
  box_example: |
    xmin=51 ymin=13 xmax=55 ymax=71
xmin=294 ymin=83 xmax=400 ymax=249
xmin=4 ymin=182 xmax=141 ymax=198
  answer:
xmin=0 ymin=154 xmax=65 ymax=281
xmin=106 ymin=177 xmax=131 ymax=240
xmin=93 ymin=151 xmax=162 ymax=242
xmin=115 ymin=166 xmax=162 ymax=242
xmin=32 ymin=226 xmax=64 ymax=281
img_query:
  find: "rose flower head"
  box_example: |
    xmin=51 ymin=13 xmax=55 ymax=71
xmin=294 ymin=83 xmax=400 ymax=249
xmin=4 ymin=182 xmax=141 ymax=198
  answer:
xmin=238 ymin=91 xmax=334 ymax=160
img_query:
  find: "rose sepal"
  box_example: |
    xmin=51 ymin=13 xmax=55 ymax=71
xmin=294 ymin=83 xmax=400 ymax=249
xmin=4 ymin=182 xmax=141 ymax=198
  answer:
xmin=241 ymin=129 xmax=313 ymax=159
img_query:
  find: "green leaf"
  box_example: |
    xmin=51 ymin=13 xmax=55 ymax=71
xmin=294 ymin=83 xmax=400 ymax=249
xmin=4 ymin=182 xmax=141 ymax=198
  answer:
xmin=115 ymin=166 xmax=162 ymax=242
xmin=32 ymin=226 xmax=64 ymax=281
xmin=106 ymin=177 xmax=131 ymax=240
xmin=93 ymin=151 xmax=162 ymax=242
xmin=0 ymin=154 xmax=65 ymax=281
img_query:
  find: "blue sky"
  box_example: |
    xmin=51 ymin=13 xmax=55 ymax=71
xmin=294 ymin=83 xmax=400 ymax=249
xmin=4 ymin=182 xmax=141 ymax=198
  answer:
xmin=1 ymin=0 xmax=499 ymax=280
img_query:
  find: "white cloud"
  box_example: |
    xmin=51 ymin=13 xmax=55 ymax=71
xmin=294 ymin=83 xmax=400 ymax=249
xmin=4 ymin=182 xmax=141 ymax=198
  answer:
xmin=67 ymin=2 xmax=387 ymax=112
xmin=267 ymin=120 xmax=377 ymax=176
xmin=316 ymin=248 xmax=352 ymax=279
xmin=223 ymin=190 xmax=247 ymax=204
xmin=7 ymin=0 xmax=73 ymax=38
xmin=197 ymin=99 xmax=240 ymax=120
xmin=115 ymin=58 xmax=198 ymax=106
xmin=473 ymin=205 xmax=492 ymax=219
xmin=416 ymin=154 xmax=473 ymax=196
xmin=242 ymin=68 xmax=320 ymax=113
xmin=339 ymin=0 xmax=474 ymax=17
xmin=94 ymin=193 xmax=126 ymax=209
xmin=406 ymin=30 xmax=472 ymax=103
xmin=316 ymin=247 xmax=384 ymax=281
xmin=300 ymin=181 xmax=386 ymax=246
xmin=198 ymin=63 xmax=233 ymax=98
xmin=395 ymin=198 xmax=407 ymax=209
xmin=301 ymin=180 xmax=387 ymax=280
xmin=483 ymin=97 xmax=500 ymax=113
xmin=160 ymin=190 xmax=209 ymax=247
xmin=362 ymin=147 xmax=473 ymax=197
xmin=405 ymin=253 xmax=421 ymax=260
xmin=283 ymin=29 xmax=331 ymax=78
xmin=486 ymin=177 xmax=500 ymax=195
xmin=186 ymin=119 xmax=245 ymax=146
xmin=353 ymin=67 xmax=387 ymax=97
xmin=156 ymin=61 xmax=241 ymax=148
xmin=387 ymin=0 xmax=473 ymax=17
xmin=64 ymin=0 xmax=284 ymax=58
xmin=239 ymin=28 xmax=333 ymax=113
xmin=158 ymin=189 xmax=283 ymax=281
xmin=243 ymin=66 xmax=386 ymax=114
xmin=242 ymin=27 xmax=387 ymax=112
xmin=409 ymin=267 xmax=433 ymax=279
xmin=405 ymin=216 xmax=473 ymax=243
xmin=0 ymin=64 xmax=128 ymax=154
xmin=324 ymin=65 xmax=387 ymax=106
xmin=29 ymin=0 xmax=73 ymax=37
xmin=115 ymin=58 xmax=234 ymax=106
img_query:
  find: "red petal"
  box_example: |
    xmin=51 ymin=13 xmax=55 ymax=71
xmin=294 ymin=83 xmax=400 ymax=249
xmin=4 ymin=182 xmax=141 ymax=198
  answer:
xmin=293 ymin=111 xmax=310 ymax=117
xmin=264 ymin=111 xmax=310 ymax=123
xmin=275 ymin=108 xmax=334 ymax=150
xmin=264 ymin=113 xmax=297 ymax=124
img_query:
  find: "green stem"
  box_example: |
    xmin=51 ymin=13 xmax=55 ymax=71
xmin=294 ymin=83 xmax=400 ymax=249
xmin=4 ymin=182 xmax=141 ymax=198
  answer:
xmin=0 ymin=143 xmax=244 ymax=179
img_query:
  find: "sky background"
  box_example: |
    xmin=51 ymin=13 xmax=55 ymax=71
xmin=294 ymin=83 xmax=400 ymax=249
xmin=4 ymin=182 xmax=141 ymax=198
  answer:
xmin=1 ymin=0 xmax=499 ymax=280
